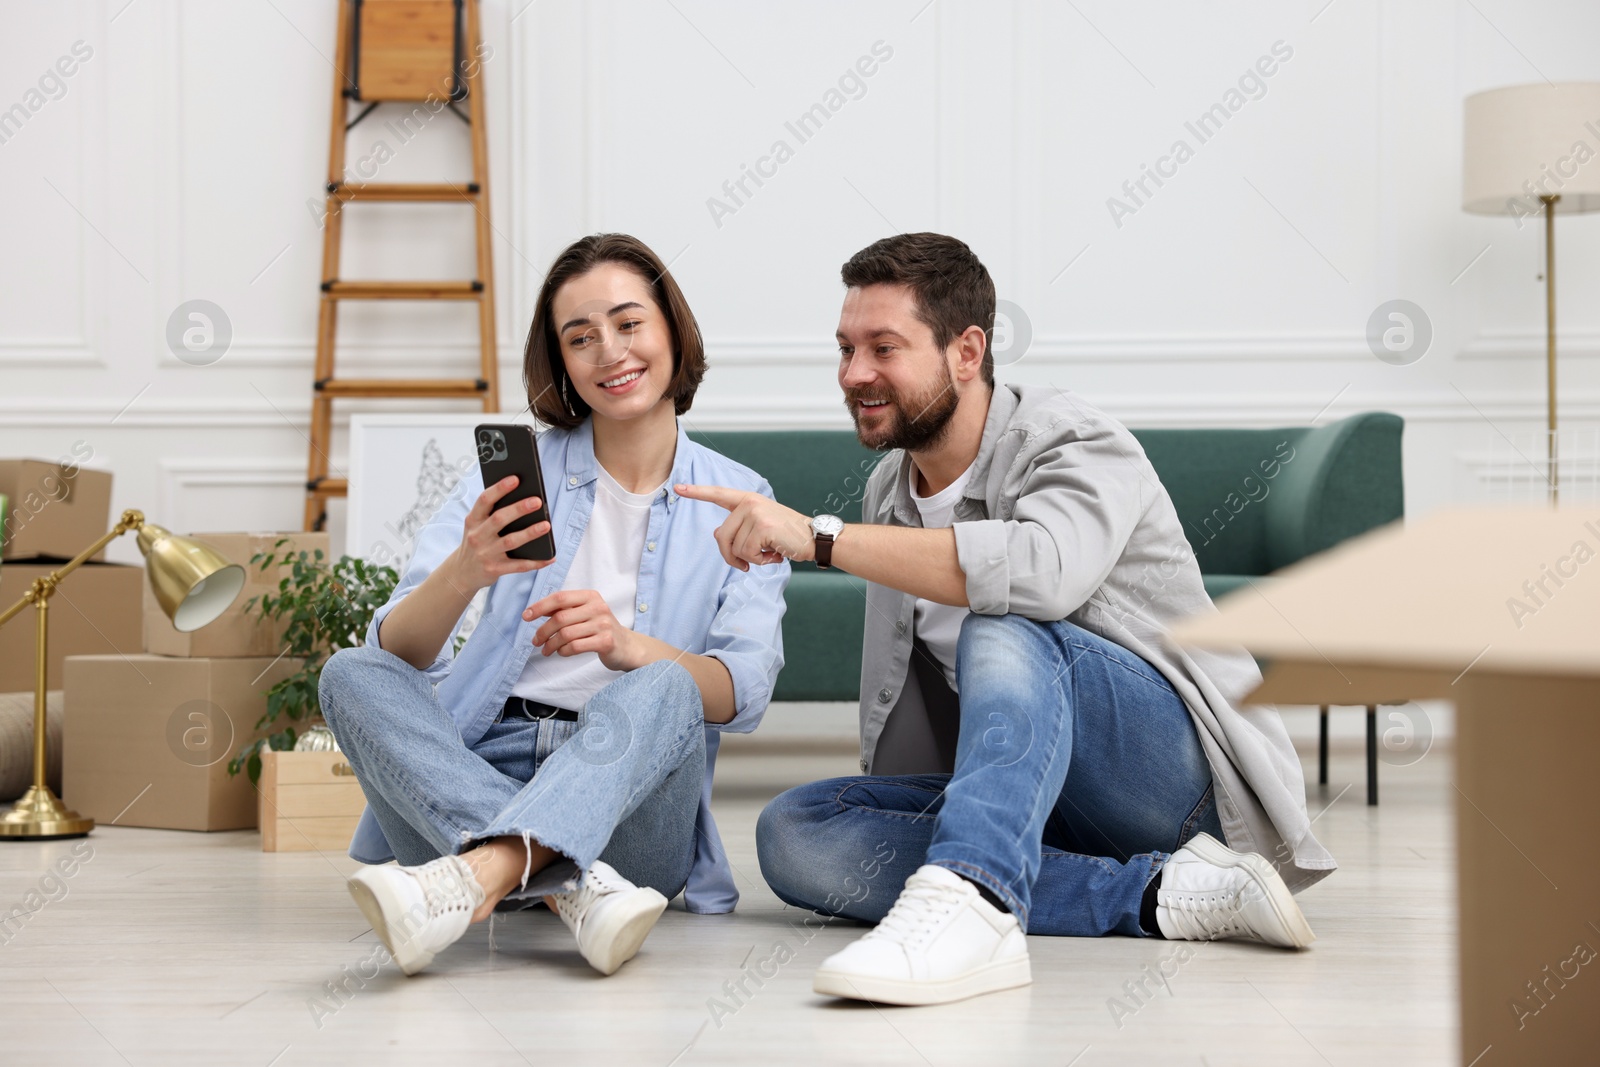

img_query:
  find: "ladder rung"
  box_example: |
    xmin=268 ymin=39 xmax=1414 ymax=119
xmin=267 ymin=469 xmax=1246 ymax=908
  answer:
xmin=323 ymin=281 xmax=483 ymax=300
xmin=314 ymin=378 xmax=489 ymax=398
xmin=307 ymin=478 xmax=348 ymax=496
xmin=331 ymin=182 xmax=480 ymax=202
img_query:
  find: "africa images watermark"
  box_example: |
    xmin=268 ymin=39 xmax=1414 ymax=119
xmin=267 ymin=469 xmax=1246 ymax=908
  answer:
xmin=706 ymin=40 xmax=895 ymax=229
xmin=1102 ymin=439 xmax=1297 ymax=628
xmin=702 ymin=839 xmax=897 ymax=1030
xmin=1105 ymin=39 xmax=1295 ymax=229
xmin=1505 ymin=517 xmax=1600 ymax=630
xmin=1502 ymin=122 xmax=1600 ymax=229
xmin=1105 ymin=875 xmax=1286 ymax=1030
xmin=0 ymin=841 xmax=95 ymax=948
xmin=306 ymin=939 xmax=401 ymax=1029
xmin=1509 ymin=924 xmax=1598 ymax=1033
xmin=0 ymin=39 xmax=94 ymax=147
xmin=1 ymin=439 xmax=96 ymax=547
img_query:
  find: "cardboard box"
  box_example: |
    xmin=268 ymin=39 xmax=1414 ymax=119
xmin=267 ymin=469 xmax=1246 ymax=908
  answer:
xmin=0 ymin=459 xmax=113 ymax=561
xmin=0 ymin=561 xmax=143 ymax=691
xmin=143 ymin=532 xmax=330 ymax=658
xmin=1170 ymin=507 xmax=1600 ymax=1065
xmin=258 ymin=749 xmax=368 ymax=852
xmin=61 ymin=653 xmax=302 ymax=831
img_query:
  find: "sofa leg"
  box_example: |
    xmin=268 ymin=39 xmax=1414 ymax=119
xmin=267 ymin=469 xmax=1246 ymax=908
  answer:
xmin=1318 ymin=706 xmax=1329 ymax=786
xmin=1366 ymin=705 xmax=1378 ymax=806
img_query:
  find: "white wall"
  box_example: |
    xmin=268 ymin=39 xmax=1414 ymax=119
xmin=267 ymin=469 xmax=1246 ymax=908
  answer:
xmin=4 ymin=0 xmax=1599 ymax=565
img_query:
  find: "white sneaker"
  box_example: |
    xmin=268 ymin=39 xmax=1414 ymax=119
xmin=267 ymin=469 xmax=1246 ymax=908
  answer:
xmin=813 ymin=864 xmax=1031 ymax=1006
xmin=1155 ymin=833 xmax=1316 ymax=948
xmin=546 ymin=861 xmax=668 ymax=976
xmin=347 ymin=854 xmax=485 ymax=976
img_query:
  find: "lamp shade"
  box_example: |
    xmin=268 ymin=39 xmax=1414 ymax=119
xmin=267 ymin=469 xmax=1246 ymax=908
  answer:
xmin=1463 ymin=82 xmax=1600 ymax=216
xmin=135 ymin=524 xmax=246 ymax=632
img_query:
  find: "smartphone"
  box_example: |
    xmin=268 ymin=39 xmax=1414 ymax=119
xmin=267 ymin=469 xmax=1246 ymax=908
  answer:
xmin=475 ymin=423 xmax=556 ymax=562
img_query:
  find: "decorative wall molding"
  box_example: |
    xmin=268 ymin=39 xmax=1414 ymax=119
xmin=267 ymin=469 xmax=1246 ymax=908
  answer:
xmin=6 ymin=388 xmax=1600 ymax=429
xmin=707 ymin=334 xmax=1394 ymax=364
xmin=159 ymin=457 xmax=307 ymax=486
xmin=0 ymin=340 xmax=102 ymax=367
xmin=8 ymin=1 xmax=1600 ymax=536
xmin=157 ymin=456 xmax=307 ymax=531
xmin=154 ymin=333 xmax=1393 ymax=369
xmin=1459 ymin=329 xmax=1600 ymax=361
xmin=0 ymin=399 xmax=314 ymax=429
xmin=3 ymin=4 xmax=106 ymax=370
xmin=154 ymin=340 xmax=528 ymax=369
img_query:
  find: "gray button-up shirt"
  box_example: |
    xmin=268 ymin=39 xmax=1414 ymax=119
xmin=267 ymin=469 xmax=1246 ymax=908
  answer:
xmin=856 ymin=383 xmax=1335 ymax=892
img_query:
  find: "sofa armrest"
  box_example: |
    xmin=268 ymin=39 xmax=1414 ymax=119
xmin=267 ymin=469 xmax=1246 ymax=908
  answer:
xmin=1263 ymin=412 xmax=1404 ymax=571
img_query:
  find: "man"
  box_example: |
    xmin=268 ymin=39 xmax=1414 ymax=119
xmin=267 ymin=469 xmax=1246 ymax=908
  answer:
xmin=675 ymin=233 xmax=1332 ymax=1007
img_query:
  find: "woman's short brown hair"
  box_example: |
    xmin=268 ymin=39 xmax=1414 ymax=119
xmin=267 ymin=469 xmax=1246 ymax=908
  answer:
xmin=522 ymin=233 xmax=706 ymax=429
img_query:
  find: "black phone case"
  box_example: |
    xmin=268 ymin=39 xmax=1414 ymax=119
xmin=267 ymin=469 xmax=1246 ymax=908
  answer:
xmin=475 ymin=423 xmax=556 ymax=562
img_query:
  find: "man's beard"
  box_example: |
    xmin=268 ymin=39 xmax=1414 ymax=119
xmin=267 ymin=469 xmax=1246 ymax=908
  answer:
xmin=844 ymin=361 xmax=960 ymax=453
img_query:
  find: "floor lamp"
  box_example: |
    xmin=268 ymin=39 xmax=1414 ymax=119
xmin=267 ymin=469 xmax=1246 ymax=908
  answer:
xmin=1463 ymin=82 xmax=1600 ymax=505
xmin=0 ymin=510 xmax=245 ymax=838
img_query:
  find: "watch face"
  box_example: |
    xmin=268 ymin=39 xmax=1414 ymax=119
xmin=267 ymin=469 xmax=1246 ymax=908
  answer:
xmin=812 ymin=514 xmax=844 ymax=537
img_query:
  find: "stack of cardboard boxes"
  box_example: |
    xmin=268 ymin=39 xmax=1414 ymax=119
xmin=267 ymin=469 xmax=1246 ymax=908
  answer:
xmin=61 ymin=532 xmax=328 ymax=832
xmin=3 ymin=458 xmax=371 ymax=849
xmin=0 ymin=460 xmax=137 ymax=693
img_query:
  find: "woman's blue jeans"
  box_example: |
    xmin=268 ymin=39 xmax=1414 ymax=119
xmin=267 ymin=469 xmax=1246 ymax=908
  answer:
xmin=319 ymin=645 xmax=705 ymax=900
xmin=756 ymin=613 xmax=1223 ymax=936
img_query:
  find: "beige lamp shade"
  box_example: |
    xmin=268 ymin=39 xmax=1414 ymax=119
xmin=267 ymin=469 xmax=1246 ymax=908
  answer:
xmin=1463 ymin=82 xmax=1600 ymax=216
xmin=135 ymin=523 xmax=246 ymax=632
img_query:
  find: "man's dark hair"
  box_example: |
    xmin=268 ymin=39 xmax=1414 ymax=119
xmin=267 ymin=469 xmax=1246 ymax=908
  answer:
xmin=840 ymin=233 xmax=996 ymax=386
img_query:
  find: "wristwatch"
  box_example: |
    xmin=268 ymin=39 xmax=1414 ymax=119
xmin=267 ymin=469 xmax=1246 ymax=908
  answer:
xmin=811 ymin=514 xmax=844 ymax=569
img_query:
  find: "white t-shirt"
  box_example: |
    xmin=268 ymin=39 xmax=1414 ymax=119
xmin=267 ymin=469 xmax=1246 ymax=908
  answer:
xmin=511 ymin=464 xmax=660 ymax=711
xmin=910 ymin=463 xmax=974 ymax=693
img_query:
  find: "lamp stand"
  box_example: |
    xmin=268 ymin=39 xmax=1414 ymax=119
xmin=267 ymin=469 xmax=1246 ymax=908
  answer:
xmin=0 ymin=589 xmax=94 ymax=838
xmin=0 ymin=508 xmax=242 ymax=839
xmin=1542 ymin=194 xmax=1560 ymax=505
xmin=0 ymin=511 xmax=147 ymax=839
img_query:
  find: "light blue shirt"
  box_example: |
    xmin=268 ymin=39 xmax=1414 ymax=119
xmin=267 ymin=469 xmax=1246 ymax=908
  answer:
xmin=347 ymin=419 xmax=789 ymax=913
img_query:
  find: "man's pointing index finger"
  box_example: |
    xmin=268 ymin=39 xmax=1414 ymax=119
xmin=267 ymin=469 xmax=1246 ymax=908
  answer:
xmin=673 ymin=484 xmax=750 ymax=511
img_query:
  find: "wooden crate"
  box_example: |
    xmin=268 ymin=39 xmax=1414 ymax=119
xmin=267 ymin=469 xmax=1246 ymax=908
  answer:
xmin=258 ymin=749 xmax=368 ymax=852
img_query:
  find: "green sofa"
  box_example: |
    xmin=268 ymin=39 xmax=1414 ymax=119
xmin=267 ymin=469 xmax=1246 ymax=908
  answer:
xmin=690 ymin=411 xmax=1403 ymax=702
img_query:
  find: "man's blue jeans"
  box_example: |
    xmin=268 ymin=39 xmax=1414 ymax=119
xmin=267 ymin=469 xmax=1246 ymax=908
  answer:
xmin=319 ymin=645 xmax=705 ymax=900
xmin=756 ymin=613 xmax=1222 ymax=936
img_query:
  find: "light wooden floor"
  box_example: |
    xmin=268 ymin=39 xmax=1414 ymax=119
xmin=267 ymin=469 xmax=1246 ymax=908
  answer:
xmin=0 ymin=718 xmax=1455 ymax=1066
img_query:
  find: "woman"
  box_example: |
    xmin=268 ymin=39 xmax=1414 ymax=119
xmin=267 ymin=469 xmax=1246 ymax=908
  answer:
xmin=318 ymin=234 xmax=788 ymax=978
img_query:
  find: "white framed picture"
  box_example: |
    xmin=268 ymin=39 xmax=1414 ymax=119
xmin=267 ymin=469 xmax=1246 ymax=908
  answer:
xmin=346 ymin=412 xmax=539 ymax=570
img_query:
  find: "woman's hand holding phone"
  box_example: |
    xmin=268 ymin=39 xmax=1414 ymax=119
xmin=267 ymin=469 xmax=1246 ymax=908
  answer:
xmin=448 ymin=475 xmax=556 ymax=590
xmin=524 ymin=589 xmax=639 ymax=672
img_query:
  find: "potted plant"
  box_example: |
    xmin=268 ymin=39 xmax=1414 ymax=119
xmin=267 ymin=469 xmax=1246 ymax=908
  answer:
xmin=229 ymin=541 xmax=398 ymax=782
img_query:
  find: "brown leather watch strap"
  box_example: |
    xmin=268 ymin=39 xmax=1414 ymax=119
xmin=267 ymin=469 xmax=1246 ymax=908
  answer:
xmin=814 ymin=530 xmax=836 ymax=569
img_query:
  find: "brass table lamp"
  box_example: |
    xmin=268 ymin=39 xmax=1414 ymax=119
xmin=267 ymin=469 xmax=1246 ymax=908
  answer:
xmin=0 ymin=509 xmax=245 ymax=839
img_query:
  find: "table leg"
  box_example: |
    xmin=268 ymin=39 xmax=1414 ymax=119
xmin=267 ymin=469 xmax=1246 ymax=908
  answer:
xmin=1454 ymin=672 xmax=1600 ymax=1064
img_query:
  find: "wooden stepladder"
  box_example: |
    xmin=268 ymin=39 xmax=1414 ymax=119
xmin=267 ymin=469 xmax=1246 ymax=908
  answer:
xmin=305 ymin=0 xmax=500 ymax=531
